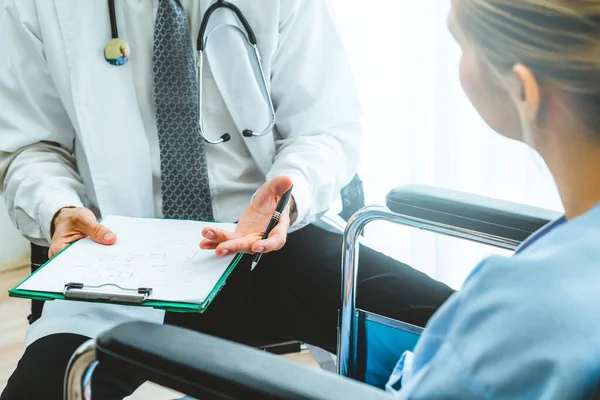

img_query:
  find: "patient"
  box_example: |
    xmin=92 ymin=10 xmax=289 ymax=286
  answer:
xmin=388 ymin=0 xmax=600 ymax=398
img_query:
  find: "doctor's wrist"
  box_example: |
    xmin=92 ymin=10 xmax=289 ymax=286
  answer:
xmin=288 ymin=195 xmax=298 ymax=225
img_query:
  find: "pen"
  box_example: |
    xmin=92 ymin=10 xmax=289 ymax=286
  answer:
xmin=251 ymin=184 xmax=294 ymax=271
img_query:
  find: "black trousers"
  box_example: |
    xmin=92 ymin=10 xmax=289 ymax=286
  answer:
xmin=1 ymin=224 xmax=454 ymax=400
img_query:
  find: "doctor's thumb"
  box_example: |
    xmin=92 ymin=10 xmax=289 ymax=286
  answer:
xmin=269 ymin=175 xmax=294 ymax=196
xmin=81 ymin=221 xmax=117 ymax=245
xmin=90 ymin=224 xmax=117 ymax=245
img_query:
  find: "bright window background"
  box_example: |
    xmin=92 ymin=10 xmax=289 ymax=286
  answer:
xmin=329 ymin=0 xmax=563 ymax=289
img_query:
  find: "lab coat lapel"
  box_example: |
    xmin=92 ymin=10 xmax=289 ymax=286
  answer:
xmin=202 ymin=3 xmax=276 ymax=176
xmin=54 ymin=0 xmax=155 ymax=218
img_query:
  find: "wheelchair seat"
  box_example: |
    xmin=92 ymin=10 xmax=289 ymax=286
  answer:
xmin=356 ymin=312 xmax=422 ymax=388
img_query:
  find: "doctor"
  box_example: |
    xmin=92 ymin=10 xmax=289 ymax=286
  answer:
xmin=0 ymin=0 xmax=454 ymax=398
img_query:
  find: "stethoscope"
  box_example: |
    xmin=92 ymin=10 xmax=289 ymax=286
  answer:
xmin=105 ymin=0 xmax=276 ymax=144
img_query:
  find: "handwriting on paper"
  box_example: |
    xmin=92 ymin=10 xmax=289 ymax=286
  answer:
xmin=19 ymin=216 xmax=238 ymax=303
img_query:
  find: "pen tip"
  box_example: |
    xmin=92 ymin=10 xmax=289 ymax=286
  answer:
xmin=251 ymin=261 xmax=258 ymax=271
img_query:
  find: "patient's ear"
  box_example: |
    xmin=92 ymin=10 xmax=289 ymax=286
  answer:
xmin=512 ymin=64 xmax=541 ymax=122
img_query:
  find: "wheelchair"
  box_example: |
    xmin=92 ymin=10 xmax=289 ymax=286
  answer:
xmin=64 ymin=184 xmax=559 ymax=399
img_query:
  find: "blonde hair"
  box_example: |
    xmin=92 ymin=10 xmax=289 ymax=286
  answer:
xmin=455 ymin=0 xmax=600 ymax=133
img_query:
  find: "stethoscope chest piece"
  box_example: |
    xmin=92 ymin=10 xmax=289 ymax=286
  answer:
xmin=105 ymin=38 xmax=130 ymax=66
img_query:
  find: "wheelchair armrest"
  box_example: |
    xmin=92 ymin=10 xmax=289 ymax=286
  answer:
xmin=386 ymin=185 xmax=561 ymax=243
xmin=96 ymin=321 xmax=394 ymax=400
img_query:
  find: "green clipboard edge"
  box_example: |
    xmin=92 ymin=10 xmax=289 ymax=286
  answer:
xmin=8 ymin=241 xmax=244 ymax=314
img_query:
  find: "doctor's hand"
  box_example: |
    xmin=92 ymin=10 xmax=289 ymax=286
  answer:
xmin=200 ymin=176 xmax=295 ymax=256
xmin=49 ymin=207 xmax=117 ymax=258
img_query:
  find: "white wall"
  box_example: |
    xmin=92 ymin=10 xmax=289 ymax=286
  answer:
xmin=0 ymin=0 xmax=30 ymax=266
xmin=0 ymin=204 xmax=29 ymax=264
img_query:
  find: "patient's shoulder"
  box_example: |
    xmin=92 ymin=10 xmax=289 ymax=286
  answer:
xmin=466 ymin=212 xmax=600 ymax=303
xmin=440 ymin=239 xmax=600 ymax=395
xmin=421 ymin=215 xmax=600 ymax=398
xmin=465 ymin=235 xmax=600 ymax=324
xmin=520 ymin=210 xmax=600 ymax=267
xmin=450 ymin=223 xmax=600 ymax=364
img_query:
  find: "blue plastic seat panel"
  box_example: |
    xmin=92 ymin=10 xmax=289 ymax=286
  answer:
xmin=356 ymin=311 xmax=423 ymax=389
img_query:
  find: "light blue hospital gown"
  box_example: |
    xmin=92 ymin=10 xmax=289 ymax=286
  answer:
xmin=388 ymin=203 xmax=600 ymax=399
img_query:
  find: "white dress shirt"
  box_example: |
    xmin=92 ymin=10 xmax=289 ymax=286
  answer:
xmin=122 ymin=0 xmax=264 ymax=222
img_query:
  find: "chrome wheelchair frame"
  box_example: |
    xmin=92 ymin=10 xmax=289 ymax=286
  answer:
xmin=337 ymin=203 xmax=521 ymax=379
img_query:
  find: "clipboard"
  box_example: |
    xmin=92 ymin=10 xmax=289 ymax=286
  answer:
xmin=8 ymin=216 xmax=245 ymax=313
xmin=9 ymin=252 xmax=243 ymax=313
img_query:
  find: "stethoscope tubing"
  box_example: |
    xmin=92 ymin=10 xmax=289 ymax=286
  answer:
xmin=108 ymin=0 xmax=119 ymax=39
xmin=106 ymin=0 xmax=276 ymax=145
xmin=197 ymin=23 xmax=276 ymax=144
xmin=197 ymin=0 xmax=257 ymax=51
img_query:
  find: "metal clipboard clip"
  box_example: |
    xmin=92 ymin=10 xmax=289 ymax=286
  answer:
xmin=63 ymin=282 xmax=153 ymax=305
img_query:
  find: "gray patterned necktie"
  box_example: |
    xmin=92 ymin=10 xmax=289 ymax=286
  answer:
xmin=153 ymin=0 xmax=214 ymax=221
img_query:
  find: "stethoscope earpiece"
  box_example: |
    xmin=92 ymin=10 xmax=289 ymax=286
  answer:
xmin=242 ymin=130 xmax=254 ymax=138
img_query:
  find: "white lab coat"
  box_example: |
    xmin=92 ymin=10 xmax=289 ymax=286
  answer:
xmin=0 ymin=0 xmax=362 ymax=345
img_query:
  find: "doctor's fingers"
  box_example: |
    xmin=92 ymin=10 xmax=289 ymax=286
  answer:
xmin=199 ymin=239 xmax=219 ymax=250
xmin=251 ymin=218 xmax=290 ymax=253
xmin=215 ymin=235 xmax=262 ymax=256
xmin=202 ymin=227 xmax=243 ymax=243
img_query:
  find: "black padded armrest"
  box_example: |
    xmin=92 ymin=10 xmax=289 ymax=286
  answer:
xmin=386 ymin=185 xmax=561 ymax=243
xmin=96 ymin=321 xmax=393 ymax=400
